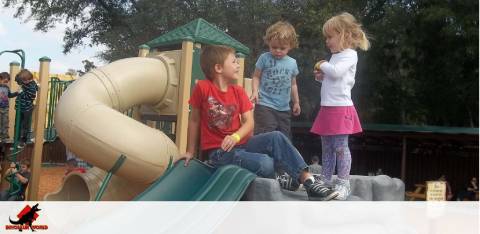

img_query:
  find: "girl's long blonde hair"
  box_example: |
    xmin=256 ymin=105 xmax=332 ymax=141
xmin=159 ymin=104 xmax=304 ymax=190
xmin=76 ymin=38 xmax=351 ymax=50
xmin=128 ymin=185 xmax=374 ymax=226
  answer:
xmin=323 ymin=12 xmax=370 ymax=51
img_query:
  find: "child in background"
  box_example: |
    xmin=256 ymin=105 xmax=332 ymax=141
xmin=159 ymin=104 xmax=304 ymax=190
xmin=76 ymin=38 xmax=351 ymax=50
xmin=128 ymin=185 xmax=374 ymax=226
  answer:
xmin=64 ymin=159 xmax=86 ymax=177
xmin=310 ymin=12 xmax=370 ymax=200
xmin=250 ymin=21 xmax=301 ymax=140
xmin=308 ymin=155 xmax=322 ymax=175
xmin=181 ymin=45 xmax=338 ymax=201
xmin=0 ymin=72 xmax=18 ymax=142
xmin=0 ymin=160 xmax=31 ymax=201
xmin=15 ymin=69 xmax=38 ymax=148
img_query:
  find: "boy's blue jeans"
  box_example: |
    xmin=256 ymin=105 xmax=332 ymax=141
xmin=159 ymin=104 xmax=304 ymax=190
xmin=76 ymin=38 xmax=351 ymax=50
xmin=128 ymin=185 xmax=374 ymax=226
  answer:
xmin=208 ymin=131 xmax=308 ymax=182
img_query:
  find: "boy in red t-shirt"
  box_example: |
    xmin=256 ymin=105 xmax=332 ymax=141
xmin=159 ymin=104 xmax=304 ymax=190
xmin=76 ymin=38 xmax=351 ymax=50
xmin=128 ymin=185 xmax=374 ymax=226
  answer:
xmin=181 ymin=45 xmax=338 ymax=201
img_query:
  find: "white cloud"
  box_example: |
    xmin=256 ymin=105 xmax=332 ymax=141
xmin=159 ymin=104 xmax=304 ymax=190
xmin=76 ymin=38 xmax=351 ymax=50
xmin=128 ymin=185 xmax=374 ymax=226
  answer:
xmin=0 ymin=22 xmax=6 ymax=36
xmin=50 ymin=61 xmax=70 ymax=74
xmin=0 ymin=8 xmax=105 ymax=74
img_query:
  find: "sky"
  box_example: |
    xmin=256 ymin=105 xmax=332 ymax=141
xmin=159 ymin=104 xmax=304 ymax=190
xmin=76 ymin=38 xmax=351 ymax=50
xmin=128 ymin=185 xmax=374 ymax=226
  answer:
xmin=0 ymin=7 xmax=105 ymax=75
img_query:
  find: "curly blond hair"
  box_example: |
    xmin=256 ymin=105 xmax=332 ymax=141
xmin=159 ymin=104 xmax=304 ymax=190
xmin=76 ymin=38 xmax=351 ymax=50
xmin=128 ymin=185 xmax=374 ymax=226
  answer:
xmin=323 ymin=12 xmax=370 ymax=51
xmin=263 ymin=21 xmax=299 ymax=48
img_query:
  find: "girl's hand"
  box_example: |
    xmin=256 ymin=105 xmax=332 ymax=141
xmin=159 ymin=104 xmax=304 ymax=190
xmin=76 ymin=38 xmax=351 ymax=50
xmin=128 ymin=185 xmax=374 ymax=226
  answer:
xmin=179 ymin=152 xmax=195 ymax=166
xmin=221 ymin=135 xmax=238 ymax=152
xmin=250 ymin=91 xmax=259 ymax=104
xmin=314 ymin=60 xmax=327 ymax=70
xmin=292 ymin=103 xmax=301 ymax=116
xmin=314 ymin=70 xmax=324 ymax=82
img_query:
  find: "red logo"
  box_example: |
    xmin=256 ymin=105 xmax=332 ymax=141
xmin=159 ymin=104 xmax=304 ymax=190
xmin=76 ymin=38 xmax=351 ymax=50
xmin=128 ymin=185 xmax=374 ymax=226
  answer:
xmin=5 ymin=203 xmax=48 ymax=232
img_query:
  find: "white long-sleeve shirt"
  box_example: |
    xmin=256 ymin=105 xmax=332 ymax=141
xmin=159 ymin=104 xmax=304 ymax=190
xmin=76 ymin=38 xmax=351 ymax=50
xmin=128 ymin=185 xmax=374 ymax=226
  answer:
xmin=319 ymin=48 xmax=358 ymax=106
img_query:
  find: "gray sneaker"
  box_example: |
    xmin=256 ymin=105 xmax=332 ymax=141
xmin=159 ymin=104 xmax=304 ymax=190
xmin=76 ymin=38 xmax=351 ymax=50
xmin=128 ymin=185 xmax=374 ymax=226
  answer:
xmin=312 ymin=175 xmax=333 ymax=188
xmin=304 ymin=179 xmax=339 ymax=201
xmin=333 ymin=178 xmax=351 ymax=200
xmin=277 ymin=173 xmax=300 ymax=191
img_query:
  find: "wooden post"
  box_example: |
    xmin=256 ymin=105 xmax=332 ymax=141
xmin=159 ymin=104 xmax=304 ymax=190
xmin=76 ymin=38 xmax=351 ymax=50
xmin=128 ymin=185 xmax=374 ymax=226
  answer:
xmin=132 ymin=45 xmax=150 ymax=122
xmin=138 ymin=44 xmax=150 ymax=57
xmin=27 ymin=57 xmax=50 ymax=201
xmin=175 ymin=40 xmax=194 ymax=154
xmin=237 ymin=54 xmax=245 ymax=87
xmin=401 ymin=136 xmax=407 ymax=182
xmin=8 ymin=62 xmax=20 ymax=141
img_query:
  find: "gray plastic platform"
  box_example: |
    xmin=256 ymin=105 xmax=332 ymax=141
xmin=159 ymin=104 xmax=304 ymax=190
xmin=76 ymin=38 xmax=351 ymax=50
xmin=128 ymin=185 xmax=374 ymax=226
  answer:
xmin=242 ymin=175 xmax=405 ymax=201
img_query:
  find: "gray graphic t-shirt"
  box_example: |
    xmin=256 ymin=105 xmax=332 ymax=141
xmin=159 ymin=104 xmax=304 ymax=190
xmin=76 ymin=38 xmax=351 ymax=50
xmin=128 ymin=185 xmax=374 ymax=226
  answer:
xmin=256 ymin=52 xmax=299 ymax=111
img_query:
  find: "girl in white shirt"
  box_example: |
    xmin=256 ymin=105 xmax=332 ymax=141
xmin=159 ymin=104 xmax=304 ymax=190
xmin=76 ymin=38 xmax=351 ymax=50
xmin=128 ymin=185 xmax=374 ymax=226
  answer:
xmin=310 ymin=12 xmax=370 ymax=200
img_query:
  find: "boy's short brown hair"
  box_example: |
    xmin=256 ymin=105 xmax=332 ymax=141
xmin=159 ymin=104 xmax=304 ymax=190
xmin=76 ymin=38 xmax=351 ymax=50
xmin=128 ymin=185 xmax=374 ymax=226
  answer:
xmin=20 ymin=160 xmax=30 ymax=168
xmin=263 ymin=21 xmax=299 ymax=48
xmin=200 ymin=45 xmax=235 ymax=79
xmin=16 ymin=69 xmax=34 ymax=82
xmin=0 ymin=72 xmax=10 ymax=81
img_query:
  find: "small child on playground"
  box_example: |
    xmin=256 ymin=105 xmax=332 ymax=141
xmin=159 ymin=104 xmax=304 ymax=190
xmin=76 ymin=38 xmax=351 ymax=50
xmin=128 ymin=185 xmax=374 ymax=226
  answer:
xmin=250 ymin=21 xmax=301 ymax=140
xmin=15 ymin=69 xmax=38 ymax=148
xmin=310 ymin=12 xmax=370 ymax=200
xmin=181 ymin=45 xmax=338 ymax=201
xmin=0 ymin=160 xmax=31 ymax=201
xmin=0 ymin=72 xmax=19 ymax=142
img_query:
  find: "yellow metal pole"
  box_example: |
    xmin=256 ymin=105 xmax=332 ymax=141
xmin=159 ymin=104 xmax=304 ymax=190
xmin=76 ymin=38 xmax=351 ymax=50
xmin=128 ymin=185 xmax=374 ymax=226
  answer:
xmin=175 ymin=40 xmax=194 ymax=154
xmin=27 ymin=57 xmax=50 ymax=201
xmin=8 ymin=62 xmax=20 ymax=141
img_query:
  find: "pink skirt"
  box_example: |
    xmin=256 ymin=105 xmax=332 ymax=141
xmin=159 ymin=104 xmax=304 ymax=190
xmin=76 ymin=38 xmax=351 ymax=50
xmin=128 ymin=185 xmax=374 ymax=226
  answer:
xmin=310 ymin=106 xmax=362 ymax=136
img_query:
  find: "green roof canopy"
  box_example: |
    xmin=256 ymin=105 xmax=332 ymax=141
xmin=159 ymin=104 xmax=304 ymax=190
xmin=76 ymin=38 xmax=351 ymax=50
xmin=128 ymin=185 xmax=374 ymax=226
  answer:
xmin=145 ymin=18 xmax=250 ymax=55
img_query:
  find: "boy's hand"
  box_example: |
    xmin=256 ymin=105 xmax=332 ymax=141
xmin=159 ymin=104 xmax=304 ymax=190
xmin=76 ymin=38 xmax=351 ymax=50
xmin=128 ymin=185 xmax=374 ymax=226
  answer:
xmin=292 ymin=103 xmax=301 ymax=116
xmin=221 ymin=135 xmax=238 ymax=152
xmin=250 ymin=91 xmax=259 ymax=104
xmin=180 ymin=152 xmax=195 ymax=166
xmin=10 ymin=168 xmax=18 ymax=174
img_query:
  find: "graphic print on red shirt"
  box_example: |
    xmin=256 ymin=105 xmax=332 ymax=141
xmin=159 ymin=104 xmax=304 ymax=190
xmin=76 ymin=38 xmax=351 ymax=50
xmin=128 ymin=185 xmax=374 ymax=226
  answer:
xmin=207 ymin=96 xmax=236 ymax=130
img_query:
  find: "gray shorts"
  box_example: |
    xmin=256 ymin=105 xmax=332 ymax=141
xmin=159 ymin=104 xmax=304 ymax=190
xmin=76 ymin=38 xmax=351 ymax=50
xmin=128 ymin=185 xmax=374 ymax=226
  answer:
xmin=253 ymin=104 xmax=291 ymax=140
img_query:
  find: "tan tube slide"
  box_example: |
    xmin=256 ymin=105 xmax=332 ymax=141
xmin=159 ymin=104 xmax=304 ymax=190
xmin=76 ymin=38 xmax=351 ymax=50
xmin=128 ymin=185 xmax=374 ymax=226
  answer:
xmin=52 ymin=55 xmax=180 ymax=199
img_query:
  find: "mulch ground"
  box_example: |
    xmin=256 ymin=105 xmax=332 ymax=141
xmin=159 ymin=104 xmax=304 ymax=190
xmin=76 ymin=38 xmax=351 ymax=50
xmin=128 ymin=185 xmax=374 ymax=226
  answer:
xmin=38 ymin=166 xmax=66 ymax=200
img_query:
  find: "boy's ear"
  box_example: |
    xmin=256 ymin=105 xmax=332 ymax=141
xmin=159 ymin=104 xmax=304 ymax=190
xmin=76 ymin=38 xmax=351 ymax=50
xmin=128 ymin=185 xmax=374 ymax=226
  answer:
xmin=214 ymin=64 xmax=223 ymax=74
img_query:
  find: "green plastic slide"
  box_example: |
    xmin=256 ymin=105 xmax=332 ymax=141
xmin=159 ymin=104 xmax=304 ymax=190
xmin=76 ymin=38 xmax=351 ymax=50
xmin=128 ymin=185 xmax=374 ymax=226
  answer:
xmin=134 ymin=159 xmax=256 ymax=201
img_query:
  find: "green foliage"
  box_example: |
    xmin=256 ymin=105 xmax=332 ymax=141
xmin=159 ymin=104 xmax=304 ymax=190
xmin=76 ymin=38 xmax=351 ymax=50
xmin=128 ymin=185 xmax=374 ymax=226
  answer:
xmin=3 ymin=0 xmax=477 ymax=127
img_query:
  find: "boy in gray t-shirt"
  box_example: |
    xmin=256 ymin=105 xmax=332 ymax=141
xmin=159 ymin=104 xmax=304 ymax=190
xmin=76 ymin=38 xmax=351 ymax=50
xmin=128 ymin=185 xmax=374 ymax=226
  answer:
xmin=251 ymin=21 xmax=300 ymax=140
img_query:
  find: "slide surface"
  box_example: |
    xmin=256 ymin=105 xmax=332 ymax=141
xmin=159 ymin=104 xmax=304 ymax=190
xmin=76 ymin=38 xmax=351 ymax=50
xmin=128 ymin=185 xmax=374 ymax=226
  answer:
xmin=134 ymin=159 xmax=256 ymax=201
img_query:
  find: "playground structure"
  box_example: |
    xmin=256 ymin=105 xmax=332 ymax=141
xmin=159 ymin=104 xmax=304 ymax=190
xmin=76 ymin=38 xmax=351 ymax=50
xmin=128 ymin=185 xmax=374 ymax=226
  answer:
xmin=45 ymin=18 xmax=256 ymax=201
xmin=0 ymin=19 xmax=255 ymax=201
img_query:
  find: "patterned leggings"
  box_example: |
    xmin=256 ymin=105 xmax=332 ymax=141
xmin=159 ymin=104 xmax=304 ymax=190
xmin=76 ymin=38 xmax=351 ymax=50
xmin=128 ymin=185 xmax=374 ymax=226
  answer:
xmin=320 ymin=135 xmax=351 ymax=181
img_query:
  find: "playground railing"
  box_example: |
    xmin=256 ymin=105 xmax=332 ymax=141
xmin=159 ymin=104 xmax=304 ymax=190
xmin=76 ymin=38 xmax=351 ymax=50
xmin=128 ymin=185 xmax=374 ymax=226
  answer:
xmin=44 ymin=77 xmax=74 ymax=142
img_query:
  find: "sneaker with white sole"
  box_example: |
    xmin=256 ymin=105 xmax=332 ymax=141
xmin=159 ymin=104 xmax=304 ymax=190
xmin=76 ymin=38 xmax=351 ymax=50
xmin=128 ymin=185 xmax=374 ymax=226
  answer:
xmin=312 ymin=174 xmax=334 ymax=188
xmin=304 ymin=179 xmax=339 ymax=201
xmin=17 ymin=142 xmax=26 ymax=148
xmin=333 ymin=178 xmax=351 ymax=200
xmin=276 ymin=173 xmax=300 ymax=191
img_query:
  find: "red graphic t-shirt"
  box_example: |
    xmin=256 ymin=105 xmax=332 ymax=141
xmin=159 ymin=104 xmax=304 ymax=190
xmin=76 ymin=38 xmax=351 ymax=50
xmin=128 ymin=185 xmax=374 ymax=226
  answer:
xmin=189 ymin=80 xmax=253 ymax=150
